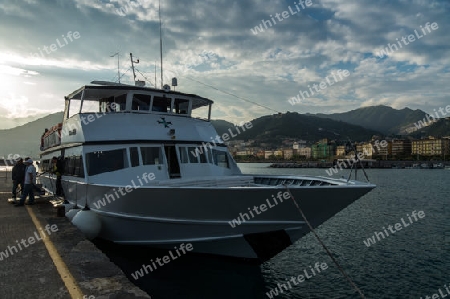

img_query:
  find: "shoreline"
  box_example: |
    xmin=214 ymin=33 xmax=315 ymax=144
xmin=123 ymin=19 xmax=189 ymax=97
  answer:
xmin=236 ymin=160 xmax=449 ymax=169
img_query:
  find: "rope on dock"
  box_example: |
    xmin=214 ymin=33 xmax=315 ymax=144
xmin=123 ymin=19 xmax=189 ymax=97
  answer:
xmin=283 ymin=184 xmax=366 ymax=299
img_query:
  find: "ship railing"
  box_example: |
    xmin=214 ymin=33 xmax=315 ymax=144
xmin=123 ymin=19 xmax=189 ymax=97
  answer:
xmin=253 ymin=176 xmax=337 ymax=187
xmin=153 ymin=176 xmax=255 ymax=187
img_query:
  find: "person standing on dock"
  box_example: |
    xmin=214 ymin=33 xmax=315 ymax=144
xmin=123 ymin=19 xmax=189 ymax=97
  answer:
xmin=14 ymin=158 xmax=36 ymax=207
xmin=11 ymin=157 xmax=26 ymax=201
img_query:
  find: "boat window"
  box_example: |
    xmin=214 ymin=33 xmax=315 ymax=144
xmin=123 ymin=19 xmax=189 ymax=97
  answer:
xmin=65 ymin=157 xmax=75 ymax=175
xmin=132 ymin=94 xmax=151 ymax=111
xmin=114 ymin=94 xmax=127 ymax=111
xmin=187 ymin=147 xmax=199 ymax=163
xmin=81 ymin=100 xmax=100 ymax=113
xmin=173 ymin=98 xmax=189 ymax=114
xmin=191 ymin=104 xmax=210 ymax=120
xmin=212 ymin=149 xmax=229 ymax=168
xmin=74 ymin=156 xmax=84 ymax=177
xmin=141 ymin=147 xmax=163 ymax=165
xmin=68 ymin=100 xmax=82 ymax=118
xmin=100 ymin=94 xmax=127 ymax=112
xmin=99 ymin=98 xmax=111 ymax=112
xmin=206 ymin=147 xmax=213 ymax=163
xmin=40 ymin=159 xmax=51 ymax=172
xmin=198 ymin=147 xmax=208 ymax=163
xmin=86 ymin=149 xmax=128 ymax=176
xmin=130 ymin=147 xmax=140 ymax=167
xmin=179 ymin=146 xmax=212 ymax=164
xmin=179 ymin=147 xmax=189 ymax=163
xmin=152 ymin=96 xmax=171 ymax=112
xmin=61 ymin=155 xmax=84 ymax=177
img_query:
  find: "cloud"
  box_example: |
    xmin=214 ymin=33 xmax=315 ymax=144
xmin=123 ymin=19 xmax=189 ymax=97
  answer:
xmin=0 ymin=0 xmax=449 ymax=120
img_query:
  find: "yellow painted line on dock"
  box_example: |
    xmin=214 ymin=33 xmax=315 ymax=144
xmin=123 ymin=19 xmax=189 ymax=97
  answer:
xmin=26 ymin=206 xmax=85 ymax=299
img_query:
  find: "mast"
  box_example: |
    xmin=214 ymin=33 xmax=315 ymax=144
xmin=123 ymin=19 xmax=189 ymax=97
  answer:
xmin=117 ymin=53 xmax=120 ymax=83
xmin=130 ymin=53 xmax=139 ymax=85
xmin=111 ymin=52 xmax=120 ymax=83
xmin=159 ymin=0 xmax=163 ymax=89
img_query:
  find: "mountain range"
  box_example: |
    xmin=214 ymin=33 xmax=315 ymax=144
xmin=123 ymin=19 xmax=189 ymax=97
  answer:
xmin=216 ymin=112 xmax=380 ymax=146
xmin=0 ymin=113 xmax=50 ymax=130
xmin=314 ymin=105 xmax=428 ymax=135
xmin=1 ymin=106 xmax=449 ymax=159
xmin=0 ymin=112 xmax=65 ymax=162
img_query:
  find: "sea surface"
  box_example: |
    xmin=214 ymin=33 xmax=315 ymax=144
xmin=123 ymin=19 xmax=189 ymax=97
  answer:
xmin=95 ymin=163 xmax=449 ymax=299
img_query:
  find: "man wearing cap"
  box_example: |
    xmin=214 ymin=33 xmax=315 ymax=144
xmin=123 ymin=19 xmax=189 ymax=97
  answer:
xmin=14 ymin=158 xmax=36 ymax=207
xmin=11 ymin=157 xmax=26 ymax=202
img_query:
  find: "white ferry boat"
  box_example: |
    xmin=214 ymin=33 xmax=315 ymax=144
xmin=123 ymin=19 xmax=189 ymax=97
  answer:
xmin=38 ymin=81 xmax=375 ymax=261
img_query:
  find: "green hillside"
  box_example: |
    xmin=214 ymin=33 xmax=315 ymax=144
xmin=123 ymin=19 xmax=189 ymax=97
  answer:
xmin=410 ymin=117 xmax=450 ymax=138
xmin=234 ymin=112 xmax=381 ymax=145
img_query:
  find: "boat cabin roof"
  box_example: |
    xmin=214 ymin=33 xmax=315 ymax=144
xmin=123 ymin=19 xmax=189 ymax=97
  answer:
xmin=66 ymin=81 xmax=213 ymax=110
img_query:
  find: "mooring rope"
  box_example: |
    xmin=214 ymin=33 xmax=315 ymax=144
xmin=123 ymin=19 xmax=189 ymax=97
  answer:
xmin=283 ymin=184 xmax=366 ymax=299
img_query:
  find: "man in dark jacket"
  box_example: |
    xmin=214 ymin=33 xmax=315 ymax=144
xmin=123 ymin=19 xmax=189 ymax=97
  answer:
xmin=11 ymin=157 xmax=26 ymax=200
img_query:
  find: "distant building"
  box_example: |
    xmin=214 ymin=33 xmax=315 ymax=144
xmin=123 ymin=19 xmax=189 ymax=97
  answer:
xmin=293 ymin=140 xmax=307 ymax=150
xmin=372 ymin=140 xmax=391 ymax=159
xmin=274 ymin=150 xmax=283 ymax=158
xmin=296 ymin=147 xmax=311 ymax=158
xmin=356 ymin=142 xmax=374 ymax=158
xmin=312 ymin=139 xmax=335 ymax=160
xmin=235 ymin=150 xmax=253 ymax=156
xmin=226 ymin=139 xmax=245 ymax=146
xmin=264 ymin=150 xmax=274 ymax=159
xmin=256 ymin=151 xmax=265 ymax=159
xmin=412 ymin=137 xmax=450 ymax=157
xmin=363 ymin=143 xmax=375 ymax=158
xmin=336 ymin=145 xmax=346 ymax=157
xmin=283 ymin=149 xmax=294 ymax=159
xmin=263 ymin=150 xmax=283 ymax=159
xmin=391 ymin=139 xmax=412 ymax=156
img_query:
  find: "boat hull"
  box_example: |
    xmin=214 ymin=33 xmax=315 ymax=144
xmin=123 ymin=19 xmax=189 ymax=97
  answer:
xmin=40 ymin=175 xmax=374 ymax=261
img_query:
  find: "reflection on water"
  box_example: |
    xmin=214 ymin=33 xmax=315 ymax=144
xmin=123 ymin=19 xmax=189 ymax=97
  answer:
xmin=94 ymin=164 xmax=450 ymax=298
xmin=94 ymin=240 xmax=267 ymax=298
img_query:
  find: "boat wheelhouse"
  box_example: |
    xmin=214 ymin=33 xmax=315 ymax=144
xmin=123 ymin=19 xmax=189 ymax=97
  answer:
xmin=39 ymin=81 xmax=242 ymax=183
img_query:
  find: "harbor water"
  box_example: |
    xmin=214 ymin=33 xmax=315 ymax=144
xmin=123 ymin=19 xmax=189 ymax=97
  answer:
xmin=95 ymin=163 xmax=449 ymax=298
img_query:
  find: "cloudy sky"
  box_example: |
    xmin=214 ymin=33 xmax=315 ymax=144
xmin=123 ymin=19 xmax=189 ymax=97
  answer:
xmin=0 ymin=0 xmax=449 ymax=124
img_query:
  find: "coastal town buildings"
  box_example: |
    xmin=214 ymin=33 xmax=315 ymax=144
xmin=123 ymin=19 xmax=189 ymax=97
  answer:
xmin=229 ymin=135 xmax=449 ymax=161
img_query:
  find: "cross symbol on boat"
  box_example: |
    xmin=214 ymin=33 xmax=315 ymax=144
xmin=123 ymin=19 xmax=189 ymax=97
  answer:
xmin=157 ymin=117 xmax=172 ymax=128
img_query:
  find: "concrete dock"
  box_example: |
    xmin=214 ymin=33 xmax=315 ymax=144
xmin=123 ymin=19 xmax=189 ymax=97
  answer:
xmin=0 ymin=173 xmax=151 ymax=299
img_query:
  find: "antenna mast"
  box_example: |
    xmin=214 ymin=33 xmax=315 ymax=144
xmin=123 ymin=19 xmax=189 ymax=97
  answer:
xmin=111 ymin=52 xmax=120 ymax=83
xmin=130 ymin=53 xmax=139 ymax=85
xmin=159 ymin=0 xmax=163 ymax=89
